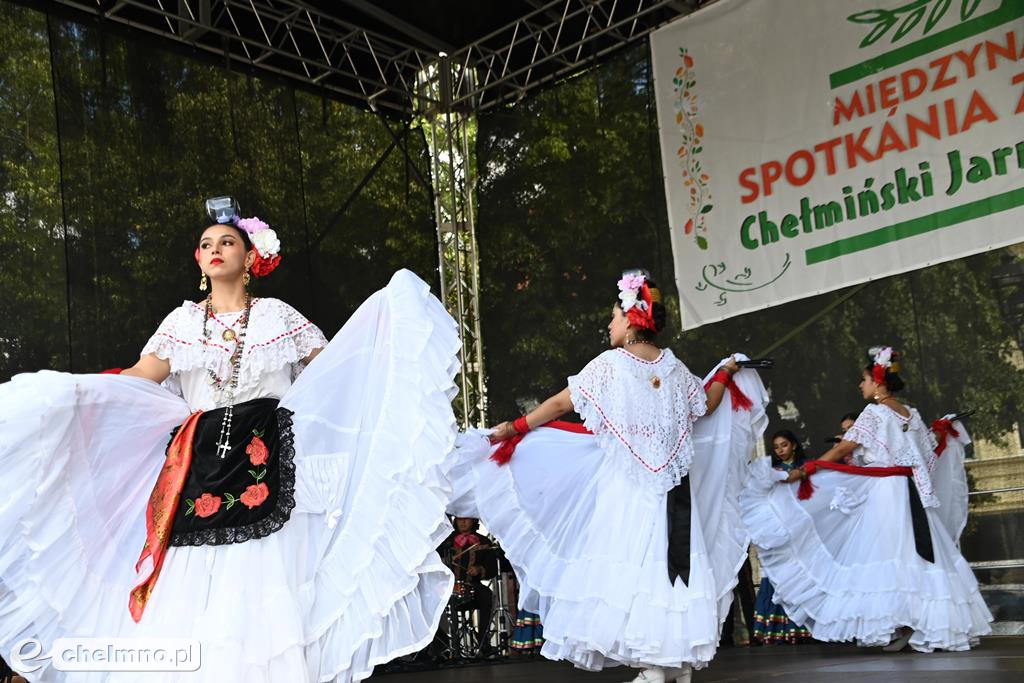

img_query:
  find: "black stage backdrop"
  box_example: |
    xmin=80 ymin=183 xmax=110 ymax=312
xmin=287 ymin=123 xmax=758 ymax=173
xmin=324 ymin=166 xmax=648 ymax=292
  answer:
xmin=1 ymin=5 xmax=1021 ymax=581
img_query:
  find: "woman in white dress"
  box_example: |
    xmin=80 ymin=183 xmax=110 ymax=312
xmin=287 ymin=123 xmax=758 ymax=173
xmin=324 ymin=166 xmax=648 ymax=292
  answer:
xmin=0 ymin=199 xmax=460 ymax=682
xmin=741 ymin=347 xmax=992 ymax=653
xmin=449 ymin=271 xmax=768 ymax=683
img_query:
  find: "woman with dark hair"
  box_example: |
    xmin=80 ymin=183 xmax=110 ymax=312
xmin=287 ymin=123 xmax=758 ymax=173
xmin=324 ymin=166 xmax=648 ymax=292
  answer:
xmin=750 ymin=431 xmax=812 ymax=645
xmin=741 ymin=347 xmax=992 ymax=653
xmin=0 ymin=200 xmax=460 ymax=682
xmin=450 ymin=271 xmax=769 ymax=683
xmin=768 ymin=430 xmax=806 ymax=469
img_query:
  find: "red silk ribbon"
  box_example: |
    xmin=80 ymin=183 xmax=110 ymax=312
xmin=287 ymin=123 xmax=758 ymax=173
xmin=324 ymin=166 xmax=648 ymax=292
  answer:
xmin=796 ymin=459 xmax=913 ymax=500
xmin=625 ymin=283 xmax=657 ymax=331
xmin=130 ymin=410 xmax=203 ymax=622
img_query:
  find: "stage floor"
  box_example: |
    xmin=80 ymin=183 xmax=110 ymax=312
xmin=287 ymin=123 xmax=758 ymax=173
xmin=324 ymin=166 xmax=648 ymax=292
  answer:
xmin=379 ymin=637 xmax=1024 ymax=682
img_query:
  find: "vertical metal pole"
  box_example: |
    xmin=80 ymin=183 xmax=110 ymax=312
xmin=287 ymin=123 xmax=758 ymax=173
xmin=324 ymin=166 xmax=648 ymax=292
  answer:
xmin=419 ymin=55 xmax=487 ymax=429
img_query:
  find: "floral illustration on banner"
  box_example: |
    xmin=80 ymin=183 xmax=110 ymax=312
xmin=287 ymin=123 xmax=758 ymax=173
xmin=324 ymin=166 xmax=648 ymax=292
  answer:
xmin=673 ymin=46 xmax=713 ymax=250
xmin=848 ymin=0 xmax=985 ymax=48
xmin=695 ymin=254 xmax=793 ymax=307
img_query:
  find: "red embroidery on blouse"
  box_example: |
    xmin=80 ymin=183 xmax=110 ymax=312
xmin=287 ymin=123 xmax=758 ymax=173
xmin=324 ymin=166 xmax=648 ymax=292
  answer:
xmin=245 ymin=321 xmax=315 ymax=351
xmin=615 ymin=348 xmax=666 ymax=365
xmin=578 ymin=385 xmax=691 ymax=473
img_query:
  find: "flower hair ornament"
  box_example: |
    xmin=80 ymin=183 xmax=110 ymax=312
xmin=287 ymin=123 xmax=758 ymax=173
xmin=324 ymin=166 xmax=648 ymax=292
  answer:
xmin=617 ymin=269 xmax=662 ymax=331
xmin=202 ymin=196 xmax=282 ymax=278
xmin=868 ymin=345 xmax=900 ymax=387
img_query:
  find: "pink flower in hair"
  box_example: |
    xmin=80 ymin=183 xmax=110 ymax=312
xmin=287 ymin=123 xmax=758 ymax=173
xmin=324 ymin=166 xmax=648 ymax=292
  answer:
xmin=235 ymin=217 xmax=269 ymax=234
xmin=617 ymin=273 xmax=646 ymax=292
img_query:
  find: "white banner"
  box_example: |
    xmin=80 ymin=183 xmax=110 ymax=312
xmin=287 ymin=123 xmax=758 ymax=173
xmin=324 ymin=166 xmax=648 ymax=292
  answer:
xmin=651 ymin=0 xmax=1024 ymax=329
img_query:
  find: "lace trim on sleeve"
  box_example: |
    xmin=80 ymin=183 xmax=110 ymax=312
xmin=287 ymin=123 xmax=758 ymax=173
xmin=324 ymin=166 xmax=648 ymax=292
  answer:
xmin=141 ymin=306 xmax=189 ymax=362
xmin=140 ymin=299 xmax=327 ymax=393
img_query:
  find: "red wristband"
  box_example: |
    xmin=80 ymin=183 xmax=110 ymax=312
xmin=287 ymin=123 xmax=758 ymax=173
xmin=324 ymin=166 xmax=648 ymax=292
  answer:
xmin=711 ymin=369 xmax=732 ymax=386
xmin=512 ymin=416 xmax=530 ymax=434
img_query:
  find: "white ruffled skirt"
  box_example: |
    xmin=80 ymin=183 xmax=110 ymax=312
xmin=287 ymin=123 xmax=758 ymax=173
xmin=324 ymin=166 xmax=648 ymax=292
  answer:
xmin=740 ymin=457 xmax=992 ymax=651
xmin=448 ymin=423 xmax=749 ymax=671
xmin=0 ymin=269 xmax=459 ymax=682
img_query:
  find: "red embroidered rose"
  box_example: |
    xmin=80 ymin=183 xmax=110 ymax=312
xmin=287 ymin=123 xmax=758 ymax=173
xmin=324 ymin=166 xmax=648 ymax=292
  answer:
xmin=240 ymin=482 xmax=269 ymax=509
xmin=194 ymin=493 xmax=222 ymax=518
xmin=246 ymin=435 xmax=269 ymax=466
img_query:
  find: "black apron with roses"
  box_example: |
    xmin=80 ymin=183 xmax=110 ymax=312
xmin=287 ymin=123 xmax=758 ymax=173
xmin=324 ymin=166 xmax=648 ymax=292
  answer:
xmin=168 ymin=397 xmax=296 ymax=547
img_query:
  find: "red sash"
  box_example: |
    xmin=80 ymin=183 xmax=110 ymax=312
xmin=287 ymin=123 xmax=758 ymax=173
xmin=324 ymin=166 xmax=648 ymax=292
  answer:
xmin=490 ymin=420 xmax=591 ymax=465
xmin=797 ymin=459 xmax=912 ymax=500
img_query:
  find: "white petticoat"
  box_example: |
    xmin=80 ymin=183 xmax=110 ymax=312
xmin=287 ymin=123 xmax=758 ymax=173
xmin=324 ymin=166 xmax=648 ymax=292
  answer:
xmin=0 ymin=269 xmax=459 ymax=682
xmin=740 ymin=457 xmax=992 ymax=651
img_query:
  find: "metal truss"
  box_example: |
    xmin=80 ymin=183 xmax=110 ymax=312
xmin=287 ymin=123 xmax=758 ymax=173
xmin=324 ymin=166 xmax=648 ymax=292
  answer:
xmin=37 ymin=0 xmax=438 ymax=115
xmin=420 ymin=55 xmax=488 ymax=428
xmin=430 ymin=0 xmax=698 ymax=112
xmin=39 ymin=0 xmax=698 ymax=115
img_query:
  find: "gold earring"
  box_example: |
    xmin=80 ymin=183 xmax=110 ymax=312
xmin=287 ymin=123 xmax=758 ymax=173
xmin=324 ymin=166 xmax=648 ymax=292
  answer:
xmin=199 ymin=273 xmax=208 ymax=291
xmin=243 ymin=271 xmax=251 ymax=286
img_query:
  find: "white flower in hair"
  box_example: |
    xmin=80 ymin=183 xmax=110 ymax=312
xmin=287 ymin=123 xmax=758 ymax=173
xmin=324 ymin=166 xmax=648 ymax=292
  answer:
xmin=619 ymin=289 xmax=639 ymax=311
xmin=871 ymin=346 xmax=893 ymax=368
xmin=250 ymin=228 xmax=281 ymax=259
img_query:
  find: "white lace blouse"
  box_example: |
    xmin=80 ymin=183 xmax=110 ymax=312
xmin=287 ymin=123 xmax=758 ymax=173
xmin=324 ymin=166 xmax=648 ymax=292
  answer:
xmin=568 ymin=347 xmax=708 ymax=494
xmin=141 ymin=298 xmax=328 ymax=412
xmin=843 ymin=403 xmax=939 ymax=507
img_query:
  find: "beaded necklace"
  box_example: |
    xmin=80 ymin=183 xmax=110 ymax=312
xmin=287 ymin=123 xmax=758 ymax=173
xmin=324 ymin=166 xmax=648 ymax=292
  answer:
xmin=202 ymin=292 xmax=252 ymax=458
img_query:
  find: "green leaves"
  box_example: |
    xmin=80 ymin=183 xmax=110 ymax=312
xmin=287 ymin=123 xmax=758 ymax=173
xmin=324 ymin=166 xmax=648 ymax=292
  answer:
xmin=848 ymin=0 xmax=976 ymax=48
xmin=925 ymin=0 xmax=953 ymax=32
xmin=894 ymin=4 xmax=928 ymax=41
xmin=960 ymin=0 xmax=982 ymax=21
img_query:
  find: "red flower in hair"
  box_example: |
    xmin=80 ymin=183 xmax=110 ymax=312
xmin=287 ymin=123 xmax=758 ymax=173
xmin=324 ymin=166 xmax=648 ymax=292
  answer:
xmin=626 ymin=283 xmax=657 ymax=331
xmin=250 ymin=253 xmax=280 ymax=278
xmin=872 ymin=364 xmax=887 ymax=386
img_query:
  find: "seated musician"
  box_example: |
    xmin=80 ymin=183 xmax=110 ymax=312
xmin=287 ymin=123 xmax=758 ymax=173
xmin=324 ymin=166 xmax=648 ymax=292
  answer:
xmin=440 ymin=517 xmax=496 ymax=653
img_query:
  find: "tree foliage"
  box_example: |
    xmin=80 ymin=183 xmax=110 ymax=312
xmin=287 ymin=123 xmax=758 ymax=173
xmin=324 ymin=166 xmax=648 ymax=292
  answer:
xmin=0 ymin=4 xmax=437 ymax=380
xmin=476 ymin=44 xmax=1024 ymax=449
